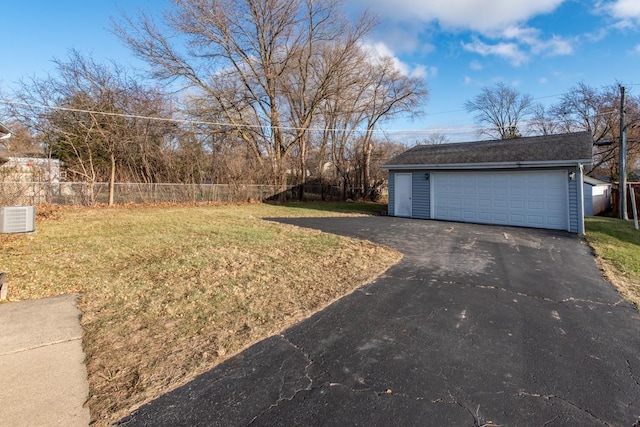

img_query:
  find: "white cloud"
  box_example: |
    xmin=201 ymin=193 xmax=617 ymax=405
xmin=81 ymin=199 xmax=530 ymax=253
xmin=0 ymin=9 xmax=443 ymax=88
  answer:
xmin=534 ymin=35 xmax=574 ymax=56
xmin=539 ymin=77 xmax=549 ymax=84
xmin=608 ymin=0 xmax=640 ymax=19
xmin=352 ymin=1 xmax=573 ymax=70
xmin=499 ymin=25 xmax=574 ymax=56
xmin=500 ymin=25 xmax=541 ymax=43
xmin=360 ymin=41 xmax=433 ymax=79
xmin=460 ymin=25 xmax=573 ymax=66
xmin=411 ymin=64 xmax=438 ymax=79
xmin=351 ymin=0 xmax=565 ymax=33
xmin=600 ymin=0 xmax=640 ymax=27
xmin=462 ymin=38 xmax=529 ymax=66
xmin=464 ymin=76 xmax=473 ymax=85
xmin=362 ymin=41 xmax=409 ymax=73
xmin=373 ymin=23 xmax=436 ymax=55
xmin=584 ymin=28 xmax=608 ymax=42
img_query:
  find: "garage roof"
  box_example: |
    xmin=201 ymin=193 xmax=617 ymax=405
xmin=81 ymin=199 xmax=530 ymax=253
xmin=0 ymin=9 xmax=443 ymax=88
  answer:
xmin=383 ymin=131 xmax=593 ymax=169
xmin=583 ymin=176 xmax=611 ymax=186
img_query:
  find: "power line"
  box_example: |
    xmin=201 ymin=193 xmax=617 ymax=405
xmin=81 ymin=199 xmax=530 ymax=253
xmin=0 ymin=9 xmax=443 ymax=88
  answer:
xmin=0 ymin=95 xmax=623 ymax=139
xmin=0 ymin=98 xmax=486 ymax=135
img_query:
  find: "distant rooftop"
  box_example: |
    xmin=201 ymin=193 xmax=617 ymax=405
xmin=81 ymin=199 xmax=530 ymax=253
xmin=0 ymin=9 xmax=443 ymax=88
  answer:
xmin=0 ymin=123 xmax=11 ymax=140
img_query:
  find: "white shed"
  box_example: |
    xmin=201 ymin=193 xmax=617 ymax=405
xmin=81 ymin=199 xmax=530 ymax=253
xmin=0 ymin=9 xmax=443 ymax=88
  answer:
xmin=583 ymin=176 xmax=611 ymax=216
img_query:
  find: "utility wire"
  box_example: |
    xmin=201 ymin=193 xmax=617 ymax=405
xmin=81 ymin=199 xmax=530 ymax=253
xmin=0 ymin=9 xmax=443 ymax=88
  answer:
xmin=0 ymin=96 xmax=625 ymax=138
xmin=0 ymin=99 xmax=485 ymax=135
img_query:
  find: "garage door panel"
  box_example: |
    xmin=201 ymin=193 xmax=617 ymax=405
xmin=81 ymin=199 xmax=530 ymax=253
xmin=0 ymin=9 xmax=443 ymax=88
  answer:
xmin=528 ymin=200 xmax=545 ymax=210
xmin=528 ymin=215 xmax=545 ymax=226
xmin=463 ymin=211 xmax=476 ymax=220
xmin=547 ymin=189 xmax=565 ymax=198
xmin=546 ymin=217 xmax=566 ymax=227
xmin=510 ymin=200 xmax=525 ymax=209
xmin=528 ymin=188 xmax=545 ymax=197
xmin=510 ymin=214 xmax=525 ymax=224
xmin=433 ymin=171 xmax=569 ymax=230
xmin=493 ymin=213 xmax=508 ymax=222
xmin=463 ymin=187 xmax=476 ymax=196
xmin=493 ymin=199 xmax=508 ymax=209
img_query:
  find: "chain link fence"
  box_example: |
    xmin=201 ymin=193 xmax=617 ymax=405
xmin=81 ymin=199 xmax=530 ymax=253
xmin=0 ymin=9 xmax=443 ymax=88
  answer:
xmin=0 ymin=181 xmax=386 ymax=206
xmin=0 ymin=182 xmax=283 ymax=206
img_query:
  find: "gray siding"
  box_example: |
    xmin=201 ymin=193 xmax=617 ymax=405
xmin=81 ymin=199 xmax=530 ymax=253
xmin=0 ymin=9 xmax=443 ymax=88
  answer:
xmin=388 ymin=170 xmax=431 ymax=219
xmin=411 ymin=171 xmax=430 ymax=219
xmin=388 ymin=172 xmax=395 ymax=216
xmin=568 ymin=167 xmax=579 ymax=233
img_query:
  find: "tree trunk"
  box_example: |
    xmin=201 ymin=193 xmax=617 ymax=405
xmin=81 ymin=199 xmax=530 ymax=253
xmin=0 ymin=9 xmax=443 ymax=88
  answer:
xmin=108 ymin=152 xmax=116 ymax=206
xmin=298 ymin=138 xmax=307 ymax=201
xmin=363 ymin=137 xmax=372 ymax=200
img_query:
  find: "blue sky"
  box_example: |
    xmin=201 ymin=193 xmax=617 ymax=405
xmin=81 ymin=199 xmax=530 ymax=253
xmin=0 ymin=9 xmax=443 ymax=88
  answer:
xmin=2 ymin=0 xmax=640 ymax=143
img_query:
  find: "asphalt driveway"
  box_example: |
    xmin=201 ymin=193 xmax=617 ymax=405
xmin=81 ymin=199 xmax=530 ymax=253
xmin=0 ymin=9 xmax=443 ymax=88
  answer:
xmin=120 ymin=217 xmax=640 ymax=426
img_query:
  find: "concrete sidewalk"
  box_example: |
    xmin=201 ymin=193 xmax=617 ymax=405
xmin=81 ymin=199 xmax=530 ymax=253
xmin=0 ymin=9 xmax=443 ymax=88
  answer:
xmin=0 ymin=294 xmax=90 ymax=426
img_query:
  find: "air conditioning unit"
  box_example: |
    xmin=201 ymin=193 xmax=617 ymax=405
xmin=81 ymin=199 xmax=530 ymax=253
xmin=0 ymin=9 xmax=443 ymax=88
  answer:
xmin=0 ymin=206 xmax=36 ymax=233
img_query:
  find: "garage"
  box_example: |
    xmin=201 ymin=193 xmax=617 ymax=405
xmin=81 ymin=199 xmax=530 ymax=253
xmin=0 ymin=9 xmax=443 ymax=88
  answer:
xmin=431 ymin=170 xmax=568 ymax=230
xmin=383 ymin=132 xmax=593 ymax=233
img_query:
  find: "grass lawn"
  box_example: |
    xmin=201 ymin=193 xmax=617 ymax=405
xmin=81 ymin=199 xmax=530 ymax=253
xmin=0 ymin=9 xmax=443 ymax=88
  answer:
xmin=585 ymin=216 xmax=640 ymax=308
xmin=0 ymin=202 xmax=400 ymax=425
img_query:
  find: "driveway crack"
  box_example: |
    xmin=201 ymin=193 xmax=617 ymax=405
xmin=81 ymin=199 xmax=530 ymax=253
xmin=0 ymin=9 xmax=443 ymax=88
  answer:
xmin=438 ymin=371 xmax=499 ymax=427
xmin=413 ymin=278 xmax=625 ymax=307
xmin=277 ymin=334 xmax=314 ymax=398
xmin=627 ymin=360 xmax=640 ymax=388
xmin=247 ymin=335 xmax=315 ymax=426
xmin=517 ymin=391 xmax=610 ymax=426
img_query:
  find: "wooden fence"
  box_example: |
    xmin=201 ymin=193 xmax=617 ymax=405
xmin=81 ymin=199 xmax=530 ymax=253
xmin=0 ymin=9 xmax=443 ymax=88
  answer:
xmin=612 ymin=183 xmax=640 ymax=219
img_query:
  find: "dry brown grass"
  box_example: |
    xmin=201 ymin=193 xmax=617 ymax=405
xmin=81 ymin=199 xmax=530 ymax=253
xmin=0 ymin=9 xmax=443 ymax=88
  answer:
xmin=0 ymin=203 xmax=401 ymax=425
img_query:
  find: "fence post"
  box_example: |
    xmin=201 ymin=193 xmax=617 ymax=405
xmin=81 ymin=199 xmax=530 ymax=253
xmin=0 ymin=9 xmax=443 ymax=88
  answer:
xmin=629 ymin=184 xmax=639 ymax=230
xmin=0 ymin=272 xmax=8 ymax=301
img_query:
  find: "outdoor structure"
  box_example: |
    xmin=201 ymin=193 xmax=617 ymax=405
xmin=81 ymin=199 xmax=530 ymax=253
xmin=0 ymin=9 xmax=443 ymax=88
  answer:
xmin=0 ymin=157 xmax=61 ymax=183
xmin=382 ymin=132 xmax=593 ymax=233
xmin=0 ymin=157 xmax=62 ymax=205
xmin=0 ymin=123 xmax=11 ymax=141
xmin=583 ymin=176 xmax=612 ymax=216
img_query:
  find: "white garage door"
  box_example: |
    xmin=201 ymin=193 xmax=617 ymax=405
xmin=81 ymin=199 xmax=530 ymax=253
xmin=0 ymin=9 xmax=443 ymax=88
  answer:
xmin=432 ymin=170 xmax=569 ymax=230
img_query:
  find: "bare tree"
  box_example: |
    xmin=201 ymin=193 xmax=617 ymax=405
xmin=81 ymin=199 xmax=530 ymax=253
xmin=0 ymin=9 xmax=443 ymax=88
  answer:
xmin=465 ymin=82 xmax=533 ymax=139
xmin=6 ymin=50 xmax=175 ymax=205
xmin=115 ymin=0 xmax=374 ymax=198
xmin=311 ymin=46 xmax=427 ymax=199
xmin=0 ymin=120 xmax=43 ymax=156
xmin=528 ymin=103 xmax=560 ymax=136
xmin=422 ymin=132 xmax=449 ymax=145
xmin=549 ymin=82 xmax=640 ymax=179
xmin=553 ymin=82 xmax=613 ymax=141
xmin=357 ymin=55 xmax=428 ymax=198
